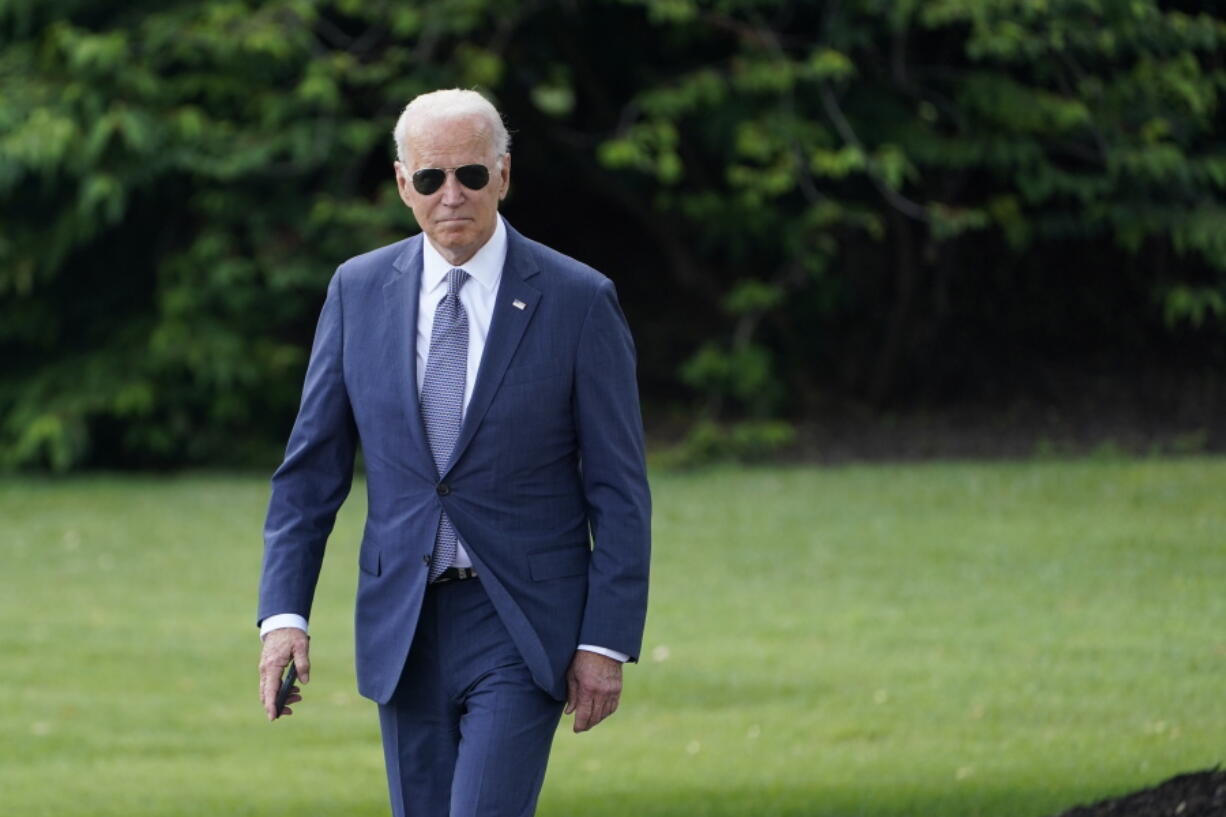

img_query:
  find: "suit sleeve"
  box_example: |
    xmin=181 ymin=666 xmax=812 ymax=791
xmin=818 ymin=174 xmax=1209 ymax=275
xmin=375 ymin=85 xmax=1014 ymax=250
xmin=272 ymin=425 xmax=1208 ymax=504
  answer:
xmin=257 ymin=271 xmax=358 ymax=626
xmin=572 ymin=278 xmax=651 ymax=661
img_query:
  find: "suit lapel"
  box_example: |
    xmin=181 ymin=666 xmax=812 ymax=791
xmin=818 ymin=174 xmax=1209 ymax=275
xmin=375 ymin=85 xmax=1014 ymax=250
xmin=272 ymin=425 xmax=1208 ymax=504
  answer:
xmin=444 ymin=226 xmax=541 ymax=475
xmin=384 ymin=236 xmax=434 ymax=467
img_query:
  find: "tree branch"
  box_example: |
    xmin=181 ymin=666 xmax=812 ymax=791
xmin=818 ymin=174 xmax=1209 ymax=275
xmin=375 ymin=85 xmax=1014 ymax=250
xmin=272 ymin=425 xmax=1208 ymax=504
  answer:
xmin=818 ymin=82 xmax=930 ymax=222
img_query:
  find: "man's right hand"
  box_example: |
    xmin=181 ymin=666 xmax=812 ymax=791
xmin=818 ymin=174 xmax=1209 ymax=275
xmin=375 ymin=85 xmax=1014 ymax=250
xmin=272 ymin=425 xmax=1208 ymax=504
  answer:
xmin=259 ymin=627 xmax=311 ymax=721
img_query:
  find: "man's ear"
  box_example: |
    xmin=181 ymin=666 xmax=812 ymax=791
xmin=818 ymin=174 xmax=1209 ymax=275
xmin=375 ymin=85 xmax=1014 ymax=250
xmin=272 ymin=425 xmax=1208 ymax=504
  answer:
xmin=498 ymin=154 xmax=511 ymax=201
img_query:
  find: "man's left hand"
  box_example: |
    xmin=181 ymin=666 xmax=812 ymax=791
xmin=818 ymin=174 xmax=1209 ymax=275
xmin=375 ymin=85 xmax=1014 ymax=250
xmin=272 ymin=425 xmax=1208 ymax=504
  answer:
xmin=565 ymin=650 xmax=622 ymax=733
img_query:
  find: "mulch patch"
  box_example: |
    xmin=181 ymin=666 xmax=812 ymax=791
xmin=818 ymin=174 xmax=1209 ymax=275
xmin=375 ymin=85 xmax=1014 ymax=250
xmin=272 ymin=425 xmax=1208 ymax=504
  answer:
xmin=1054 ymin=769 xmax=1226 ymax=817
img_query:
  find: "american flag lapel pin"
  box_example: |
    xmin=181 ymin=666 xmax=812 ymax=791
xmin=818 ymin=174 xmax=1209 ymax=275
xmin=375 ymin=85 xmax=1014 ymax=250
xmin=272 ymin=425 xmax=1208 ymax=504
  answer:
xmin=512 ymin=299 xmax=526 ymax=310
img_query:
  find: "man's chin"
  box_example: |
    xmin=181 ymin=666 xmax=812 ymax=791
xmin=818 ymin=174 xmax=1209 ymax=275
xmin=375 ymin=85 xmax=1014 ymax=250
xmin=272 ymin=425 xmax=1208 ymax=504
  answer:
xmin=430 ymin=224 xmax=474 ymax=242
xmin=430 ymin=224 xmax=496 ymax=254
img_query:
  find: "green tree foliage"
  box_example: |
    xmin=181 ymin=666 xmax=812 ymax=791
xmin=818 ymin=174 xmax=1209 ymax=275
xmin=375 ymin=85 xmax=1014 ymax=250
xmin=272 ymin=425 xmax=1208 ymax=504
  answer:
xmin=1 ymin=0 xmax=1223 ymax=469
xmin=599 ymin=0 xmax=1226 ymax=419
xmin=0 ymin=0 xmax=523 ymax=467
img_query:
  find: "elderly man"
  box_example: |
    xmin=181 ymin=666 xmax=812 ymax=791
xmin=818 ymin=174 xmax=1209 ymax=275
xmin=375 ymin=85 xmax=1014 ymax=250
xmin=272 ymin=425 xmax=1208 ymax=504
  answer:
xmin=256 ymin=88 xmax=651 ymax=817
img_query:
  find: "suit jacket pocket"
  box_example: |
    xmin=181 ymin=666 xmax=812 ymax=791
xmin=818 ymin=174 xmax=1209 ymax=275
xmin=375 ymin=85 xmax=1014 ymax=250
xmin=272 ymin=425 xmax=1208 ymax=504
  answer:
xmin=528 ymin=544 xmax=590 ymax=581
xmin=358 ymin=545 xmax=381 ymax=577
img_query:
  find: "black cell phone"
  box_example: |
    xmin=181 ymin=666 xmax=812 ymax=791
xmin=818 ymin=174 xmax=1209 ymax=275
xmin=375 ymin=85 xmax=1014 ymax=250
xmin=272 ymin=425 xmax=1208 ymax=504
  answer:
xmin=274 ymin=662 xmax=298 ymax=719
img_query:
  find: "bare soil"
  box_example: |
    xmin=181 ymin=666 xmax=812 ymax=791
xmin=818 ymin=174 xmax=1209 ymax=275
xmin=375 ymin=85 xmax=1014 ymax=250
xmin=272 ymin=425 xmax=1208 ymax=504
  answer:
xmin=1053 ymin=769 xmax=1226 ymax=817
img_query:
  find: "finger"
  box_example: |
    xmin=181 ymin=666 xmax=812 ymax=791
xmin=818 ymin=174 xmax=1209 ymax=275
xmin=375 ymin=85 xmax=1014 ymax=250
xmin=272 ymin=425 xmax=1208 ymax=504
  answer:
xmin=258 ymin=642 xmax=292 ymax=719
xmin=570 ymin=690 xmax=586 ymax=731
xmin=583 ymin=696 xmax=599 ymax=732
xmin=293 ymin=640 xmax=311 ymax=684
xmin=591 ymin=696 xmax=615 ymax=730
xmin=574 ymin=694 xmax=595 ymax=733
xmin=278 ymin=706 xmax=292 ymax=717
xmin=564 ymin=671 xmax=578 ymax=715
xmin=261 ymin=660 xmax=285 ymax=701
xmin=260 ymin=669 xmax=280 ymax=720
xmin=595 ymin=698 xmax=613 ymax=728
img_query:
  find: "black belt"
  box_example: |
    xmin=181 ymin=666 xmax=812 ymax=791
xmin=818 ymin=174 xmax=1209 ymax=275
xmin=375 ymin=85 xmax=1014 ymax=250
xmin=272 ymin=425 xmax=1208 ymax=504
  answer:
xmin=431 ymin=566 xmax=478 ymax=585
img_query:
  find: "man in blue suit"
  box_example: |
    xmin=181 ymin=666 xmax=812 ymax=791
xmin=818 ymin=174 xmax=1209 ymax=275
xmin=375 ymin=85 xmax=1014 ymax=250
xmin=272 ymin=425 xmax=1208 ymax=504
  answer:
xmin=256 ymin=88 xmax=651 ymax=817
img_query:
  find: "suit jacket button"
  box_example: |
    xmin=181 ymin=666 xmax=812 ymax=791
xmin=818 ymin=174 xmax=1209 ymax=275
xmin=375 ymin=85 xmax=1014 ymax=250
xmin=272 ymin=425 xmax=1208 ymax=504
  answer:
xmin=437 ymin=483 xmax=451 ymax=496
xmin=422 ymin=554 xmax=431 ymax=565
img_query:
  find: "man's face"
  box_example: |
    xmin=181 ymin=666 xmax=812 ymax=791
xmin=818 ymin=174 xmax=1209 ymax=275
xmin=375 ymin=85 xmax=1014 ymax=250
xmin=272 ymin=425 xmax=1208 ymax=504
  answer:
xmin=394 ymin=115 xmax=510 ymax=267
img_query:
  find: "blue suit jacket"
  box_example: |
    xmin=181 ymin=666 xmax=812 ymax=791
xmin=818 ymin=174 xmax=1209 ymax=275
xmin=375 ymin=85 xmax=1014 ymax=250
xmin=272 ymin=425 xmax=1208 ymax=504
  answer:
xmin=258 ymin=222 xmax=651 ymax=704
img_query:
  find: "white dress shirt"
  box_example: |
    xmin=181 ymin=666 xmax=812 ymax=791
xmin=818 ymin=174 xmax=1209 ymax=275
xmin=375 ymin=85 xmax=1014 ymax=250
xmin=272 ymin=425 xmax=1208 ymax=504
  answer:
xmin=416 ymin=212 xmax=508 ymax=568
xmin=261 ymin=217 xmax=626 ymax=663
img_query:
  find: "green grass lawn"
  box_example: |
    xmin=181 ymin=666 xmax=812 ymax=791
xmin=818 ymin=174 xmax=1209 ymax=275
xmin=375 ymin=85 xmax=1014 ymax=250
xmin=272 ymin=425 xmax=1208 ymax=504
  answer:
xmin=1 ymin=457 xmax=1223 ymax=816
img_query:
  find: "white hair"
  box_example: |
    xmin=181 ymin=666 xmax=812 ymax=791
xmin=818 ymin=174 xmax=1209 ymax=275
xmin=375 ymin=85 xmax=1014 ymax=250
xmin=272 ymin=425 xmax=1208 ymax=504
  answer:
xmin=392 ymin=88 xmax=511 ymax=166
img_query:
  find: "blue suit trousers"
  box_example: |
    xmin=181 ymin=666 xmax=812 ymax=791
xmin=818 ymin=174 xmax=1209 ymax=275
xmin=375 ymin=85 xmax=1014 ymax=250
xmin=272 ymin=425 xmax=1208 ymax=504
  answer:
xmin=378 ymin=578 xmax=564 ymax=817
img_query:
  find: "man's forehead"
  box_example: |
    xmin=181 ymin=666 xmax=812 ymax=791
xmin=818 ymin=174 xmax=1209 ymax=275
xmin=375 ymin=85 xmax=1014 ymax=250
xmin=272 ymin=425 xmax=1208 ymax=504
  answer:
xmin=405 ymin=116 xmax=496 ymax=164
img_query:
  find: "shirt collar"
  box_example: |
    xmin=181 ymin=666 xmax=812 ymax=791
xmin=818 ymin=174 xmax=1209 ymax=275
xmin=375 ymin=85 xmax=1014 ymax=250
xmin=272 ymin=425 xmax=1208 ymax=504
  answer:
xmin=421 ymin=216 xmax=507 ymax=294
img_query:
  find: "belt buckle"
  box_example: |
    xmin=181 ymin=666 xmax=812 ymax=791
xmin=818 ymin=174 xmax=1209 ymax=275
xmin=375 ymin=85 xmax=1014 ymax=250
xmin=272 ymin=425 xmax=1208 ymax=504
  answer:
xmin=432 ymin=566 xmax=476 ymax=585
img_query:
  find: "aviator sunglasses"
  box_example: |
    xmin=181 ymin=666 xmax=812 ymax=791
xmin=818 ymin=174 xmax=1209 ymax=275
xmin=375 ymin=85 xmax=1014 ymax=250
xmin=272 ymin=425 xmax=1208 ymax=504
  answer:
xmin=411 ymin=164 xmax=491 ymax=195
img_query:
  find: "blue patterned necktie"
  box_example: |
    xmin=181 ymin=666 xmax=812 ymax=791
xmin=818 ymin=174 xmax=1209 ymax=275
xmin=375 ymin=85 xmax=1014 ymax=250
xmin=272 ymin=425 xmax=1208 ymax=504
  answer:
xmin=421 ymin=268 xmax=469 ymax=581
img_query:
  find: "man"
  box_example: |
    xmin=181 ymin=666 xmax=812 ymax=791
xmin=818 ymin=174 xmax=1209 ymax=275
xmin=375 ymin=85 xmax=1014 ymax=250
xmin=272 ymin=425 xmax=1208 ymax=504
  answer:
xmin=256 ymin=88 xmax=651 ymax=817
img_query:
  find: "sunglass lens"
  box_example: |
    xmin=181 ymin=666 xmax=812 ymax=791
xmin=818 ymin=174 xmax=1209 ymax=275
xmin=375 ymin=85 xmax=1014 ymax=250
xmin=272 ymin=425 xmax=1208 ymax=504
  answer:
xmin=455 ymin=164 xmax=490 ymax=190
xmin=412 ymin=169 xmax=445 ymax=195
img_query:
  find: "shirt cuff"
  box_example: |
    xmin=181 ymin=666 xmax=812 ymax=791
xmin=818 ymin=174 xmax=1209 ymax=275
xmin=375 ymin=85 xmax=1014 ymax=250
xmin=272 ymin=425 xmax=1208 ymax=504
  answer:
xmin=577 ymin=644 xmax=629 ymax=663
xmin=260 ymin=613 xmax=309 ymax=640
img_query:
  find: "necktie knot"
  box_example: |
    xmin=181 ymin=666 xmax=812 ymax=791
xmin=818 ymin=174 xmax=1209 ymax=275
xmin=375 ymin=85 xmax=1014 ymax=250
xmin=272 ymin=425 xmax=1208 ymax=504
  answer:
xmin=447 ymin=268 xmax=469 ymax=298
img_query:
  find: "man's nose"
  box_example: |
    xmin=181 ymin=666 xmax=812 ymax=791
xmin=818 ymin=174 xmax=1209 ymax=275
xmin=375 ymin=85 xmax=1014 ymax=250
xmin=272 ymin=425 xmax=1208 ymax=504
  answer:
xmin=439 ymin=172 xmax=466 ymax=205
